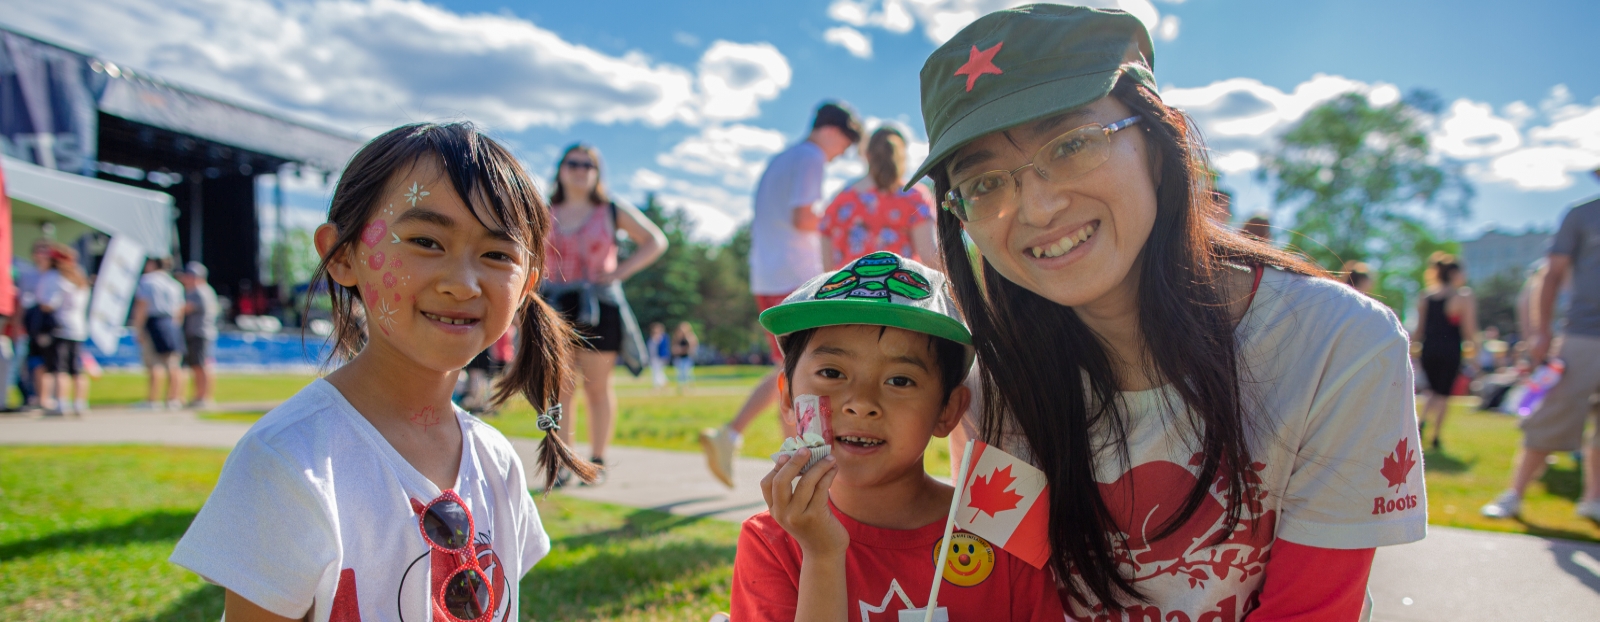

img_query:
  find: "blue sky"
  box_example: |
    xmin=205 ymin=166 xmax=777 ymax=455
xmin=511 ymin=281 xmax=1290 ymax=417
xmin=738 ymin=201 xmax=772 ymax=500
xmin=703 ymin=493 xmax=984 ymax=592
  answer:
xmin=5 ymin=0 xmax=1598 ymax=241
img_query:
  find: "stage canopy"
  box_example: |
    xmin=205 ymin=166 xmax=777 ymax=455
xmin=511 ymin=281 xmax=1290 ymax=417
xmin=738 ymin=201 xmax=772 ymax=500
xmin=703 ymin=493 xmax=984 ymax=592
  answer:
xmin=4 ymin=155 xmax=173 ymax=258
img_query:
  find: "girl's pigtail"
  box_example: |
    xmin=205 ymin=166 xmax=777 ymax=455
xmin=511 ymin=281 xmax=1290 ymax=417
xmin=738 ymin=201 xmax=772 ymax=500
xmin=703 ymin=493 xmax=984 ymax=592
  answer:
xmin=490 ymin=293 xmax=599 ymax=491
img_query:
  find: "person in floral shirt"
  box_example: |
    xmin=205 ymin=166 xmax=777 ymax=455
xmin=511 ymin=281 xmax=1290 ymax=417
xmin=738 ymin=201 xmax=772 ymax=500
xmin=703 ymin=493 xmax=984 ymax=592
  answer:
xmin=820 ymin=126 xmax=941 ymax=271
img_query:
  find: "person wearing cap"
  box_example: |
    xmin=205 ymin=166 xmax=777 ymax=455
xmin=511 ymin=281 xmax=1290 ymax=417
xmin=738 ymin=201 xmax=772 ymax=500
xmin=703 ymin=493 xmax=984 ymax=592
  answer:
xmin=700 ymin=101 xmax=863 ymax=488
xmin=178 ymin=262 xmax=220 ymax=408
xmin=730 ymin=251 xmax=1064 ymax=622
xmin=911 ymin=5 xmax=1424 ymax=619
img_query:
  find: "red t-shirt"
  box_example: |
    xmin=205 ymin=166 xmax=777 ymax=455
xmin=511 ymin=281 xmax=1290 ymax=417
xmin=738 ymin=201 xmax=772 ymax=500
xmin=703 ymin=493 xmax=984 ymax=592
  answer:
xmin=732 ymin=504 xmax=1065 ymax=622
xmin=821 ymin=184 xmax=935 ymax=270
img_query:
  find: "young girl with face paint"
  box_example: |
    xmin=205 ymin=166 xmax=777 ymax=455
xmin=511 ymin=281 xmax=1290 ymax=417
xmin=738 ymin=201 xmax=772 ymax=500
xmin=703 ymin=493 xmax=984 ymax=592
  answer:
xmin=171 ymin=122 xmax=593 ymax=622
xmin=915 ymin=6 xmax=1427 ymax=621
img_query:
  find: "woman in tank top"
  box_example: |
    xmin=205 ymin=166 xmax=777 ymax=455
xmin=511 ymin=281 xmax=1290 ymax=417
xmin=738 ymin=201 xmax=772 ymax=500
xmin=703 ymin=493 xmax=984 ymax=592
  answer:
xmin=543 ymin=143 xmax=667 ymax=483
xmin=1414 ymin=252 xmax=1479 ymax=450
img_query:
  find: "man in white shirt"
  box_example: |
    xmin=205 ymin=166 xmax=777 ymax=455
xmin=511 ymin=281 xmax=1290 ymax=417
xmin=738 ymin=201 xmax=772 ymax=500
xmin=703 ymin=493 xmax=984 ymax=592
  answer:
xmin=700 ymin=101 xmax=861 ymax=487
xmin=130 ymin=256 xmax=187 ymax=409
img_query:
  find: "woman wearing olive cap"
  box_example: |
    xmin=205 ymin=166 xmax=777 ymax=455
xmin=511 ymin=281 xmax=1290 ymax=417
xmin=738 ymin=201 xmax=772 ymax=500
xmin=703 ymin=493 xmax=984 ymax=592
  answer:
xmin=914 ymin=5 xmax=1425 ymax=619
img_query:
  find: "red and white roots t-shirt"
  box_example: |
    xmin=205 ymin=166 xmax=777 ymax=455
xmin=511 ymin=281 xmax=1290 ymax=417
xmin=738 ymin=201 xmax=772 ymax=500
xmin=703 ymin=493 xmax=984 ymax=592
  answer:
xmin=732 ymin=504 xmax=1066 ymax=622
xmin=981 ymin=268 xmax=1427 ymax=621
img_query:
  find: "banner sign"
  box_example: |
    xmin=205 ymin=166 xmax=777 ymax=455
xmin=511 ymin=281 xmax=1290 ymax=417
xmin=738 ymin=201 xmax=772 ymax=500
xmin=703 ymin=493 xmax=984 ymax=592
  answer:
xmin=0 ymin=30 xmax=106 ymax=176
xmin=87 ymin=235 xmax=142 ymax=355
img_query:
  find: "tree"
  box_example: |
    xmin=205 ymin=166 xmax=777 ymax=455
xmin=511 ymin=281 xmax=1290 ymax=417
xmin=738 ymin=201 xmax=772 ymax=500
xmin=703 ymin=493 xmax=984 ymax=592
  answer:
xmin=623 ymin=193 xmax=704 ymax=330
xmin=1475 ymin=269 xmax=1524 ymax=337
xmin=1260 ymin=90 xmax=1473 ymax=311
xmin=621 ymin=194 xmax=765 ymax=361
xmin=269 ymin=227 xmax=321 ymax=288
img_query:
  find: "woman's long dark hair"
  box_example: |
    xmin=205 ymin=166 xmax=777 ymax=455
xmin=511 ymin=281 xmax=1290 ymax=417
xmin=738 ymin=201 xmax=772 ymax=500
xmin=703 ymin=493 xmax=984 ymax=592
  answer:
xmin=934 ymin=78 xmax=1325 ymax=608
xmin=307 ymin=122 xmax=597 ymax=486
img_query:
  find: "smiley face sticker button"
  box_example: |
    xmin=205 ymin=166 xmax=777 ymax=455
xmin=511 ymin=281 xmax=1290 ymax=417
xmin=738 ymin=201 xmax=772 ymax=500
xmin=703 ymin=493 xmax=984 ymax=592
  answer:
xmin=934 ymin=532 xmax=996 ymax=587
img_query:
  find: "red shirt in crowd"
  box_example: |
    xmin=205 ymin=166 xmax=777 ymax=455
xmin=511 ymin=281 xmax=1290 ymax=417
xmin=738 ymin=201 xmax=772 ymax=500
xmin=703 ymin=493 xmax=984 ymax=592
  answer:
xmin=732 ymin=503 xmax=1065 ymax=622
xmin=820 ymin=183 xmax=934 ymax=270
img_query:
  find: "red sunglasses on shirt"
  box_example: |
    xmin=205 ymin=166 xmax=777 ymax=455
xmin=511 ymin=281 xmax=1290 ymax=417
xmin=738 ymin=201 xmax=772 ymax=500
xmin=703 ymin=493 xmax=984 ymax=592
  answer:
xmin=418 ymin=489 xmax=494 ymax=622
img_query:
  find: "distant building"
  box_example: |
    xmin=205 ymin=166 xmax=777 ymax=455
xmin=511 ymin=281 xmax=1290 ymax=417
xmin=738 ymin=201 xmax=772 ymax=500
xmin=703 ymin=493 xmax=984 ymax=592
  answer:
xmin=1460 ymin=229 xmax=1552 ymax=283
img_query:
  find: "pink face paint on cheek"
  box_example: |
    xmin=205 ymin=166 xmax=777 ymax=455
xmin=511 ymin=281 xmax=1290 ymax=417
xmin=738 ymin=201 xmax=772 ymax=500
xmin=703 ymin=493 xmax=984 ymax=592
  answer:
xmin=383 ymin=272 xmax=397 ymax=289
xmin=368 ymin=251 xmax=386 ymax=271
xmin=361 ymin=220 xmax=388 ymax=248
xmin=390 ymin=257 xmax=403 ymax=269
xmin=393 ymin=292 xmax=401 ymax=302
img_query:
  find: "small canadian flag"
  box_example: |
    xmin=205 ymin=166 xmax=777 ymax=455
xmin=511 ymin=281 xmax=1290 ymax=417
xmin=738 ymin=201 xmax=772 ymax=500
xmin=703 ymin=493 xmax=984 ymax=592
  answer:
xmin=954 ymin=441 xmax=1051 ymax=568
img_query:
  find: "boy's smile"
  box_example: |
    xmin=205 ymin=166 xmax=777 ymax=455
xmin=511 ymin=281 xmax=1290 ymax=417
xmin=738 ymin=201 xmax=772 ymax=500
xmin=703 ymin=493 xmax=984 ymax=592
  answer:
xmin=789 ymin=325 xmax=965 ymax=488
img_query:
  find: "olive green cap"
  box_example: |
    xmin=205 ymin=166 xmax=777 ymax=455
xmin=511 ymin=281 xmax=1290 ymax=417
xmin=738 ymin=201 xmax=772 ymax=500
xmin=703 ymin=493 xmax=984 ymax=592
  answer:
xmin=907 ymin=4 xmax=1157 ymax=189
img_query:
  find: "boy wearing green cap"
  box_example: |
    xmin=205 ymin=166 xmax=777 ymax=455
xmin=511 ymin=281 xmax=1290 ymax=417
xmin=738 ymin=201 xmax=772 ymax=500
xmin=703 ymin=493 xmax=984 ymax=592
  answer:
xmin=729 ymin=252 xmax=1064 ymax=622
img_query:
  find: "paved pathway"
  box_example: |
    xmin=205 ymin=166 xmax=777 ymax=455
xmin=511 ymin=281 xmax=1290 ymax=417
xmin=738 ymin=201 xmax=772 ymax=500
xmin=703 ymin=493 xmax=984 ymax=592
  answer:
xmin=4 ymin=406 xmax=1600 ymax=620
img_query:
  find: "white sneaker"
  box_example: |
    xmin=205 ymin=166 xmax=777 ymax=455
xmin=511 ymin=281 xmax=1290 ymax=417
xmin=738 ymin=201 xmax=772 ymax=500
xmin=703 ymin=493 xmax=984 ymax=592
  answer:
xmin=699 ymin=426 xmax=742 ymax=489
xmin=1577 ymin=500 xmax=1600 ymax=522
xmin=1480 ymin=491 xmax=1523 ymax=519
xmin=74 ymin=399 xmax=89 ymax=414
xmin=166 ymin=399 xmax=185 ymax=410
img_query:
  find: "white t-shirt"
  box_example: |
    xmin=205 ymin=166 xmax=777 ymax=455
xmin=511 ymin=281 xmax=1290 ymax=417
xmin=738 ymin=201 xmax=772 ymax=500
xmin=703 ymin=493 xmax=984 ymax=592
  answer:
xmin=749 ymin=140 xmax=826 ymax=295
xmin=136 ymin=271 xmax=185 ymax=317
xmin=38 ymin=271 xmax=89 ymax=341
xmin=170 ymin=379 xmax=549 ymax=621
xmin=976 ymin=269 xmax=1427 ymax=620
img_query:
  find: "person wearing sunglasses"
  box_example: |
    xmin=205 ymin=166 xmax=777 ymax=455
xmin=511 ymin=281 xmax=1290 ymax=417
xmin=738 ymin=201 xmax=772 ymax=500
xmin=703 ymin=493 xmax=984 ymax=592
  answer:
xmin=542 ymin=143 xmax=667 ymax=485
xmin=912 ymin=6 xmax=1426 ymax=620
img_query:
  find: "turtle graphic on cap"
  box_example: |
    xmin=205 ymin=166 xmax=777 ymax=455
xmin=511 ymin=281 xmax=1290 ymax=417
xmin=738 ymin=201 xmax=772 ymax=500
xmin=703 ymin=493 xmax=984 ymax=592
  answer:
xmin=759 ymin=251 xmax=972 ymax=366
xmin=908 ymin=4 xmax=1157 ymax=189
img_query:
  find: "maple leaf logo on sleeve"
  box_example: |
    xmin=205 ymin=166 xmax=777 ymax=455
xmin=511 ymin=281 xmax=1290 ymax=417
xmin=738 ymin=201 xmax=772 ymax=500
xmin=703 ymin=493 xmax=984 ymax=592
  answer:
xmin=968 ymin=465 xmax=1026 ymax=519
xmin=1380 ymin=438 xmax=1417 ymax=490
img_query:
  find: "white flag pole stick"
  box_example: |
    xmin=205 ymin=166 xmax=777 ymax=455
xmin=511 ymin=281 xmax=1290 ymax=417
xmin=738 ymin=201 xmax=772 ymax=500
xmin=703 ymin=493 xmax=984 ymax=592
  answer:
xmin=925 ymin=439 xmax=976 ymax=622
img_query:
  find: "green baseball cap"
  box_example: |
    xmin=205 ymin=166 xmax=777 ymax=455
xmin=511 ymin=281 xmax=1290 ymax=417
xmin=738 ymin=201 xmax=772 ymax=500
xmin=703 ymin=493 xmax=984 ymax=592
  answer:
xmin=907 ymin=4 xmax=1157 ymax=189
xmin=760 ymin=251 xmax=972 ymax=362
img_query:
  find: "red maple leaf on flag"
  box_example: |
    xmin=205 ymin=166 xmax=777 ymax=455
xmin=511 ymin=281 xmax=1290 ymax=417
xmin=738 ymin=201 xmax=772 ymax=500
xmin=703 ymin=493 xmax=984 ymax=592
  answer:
xmin=969 ymin=465 xmax=1026 ymax=519
xmin=1380 ymin=438 xmax=1416 ymax=490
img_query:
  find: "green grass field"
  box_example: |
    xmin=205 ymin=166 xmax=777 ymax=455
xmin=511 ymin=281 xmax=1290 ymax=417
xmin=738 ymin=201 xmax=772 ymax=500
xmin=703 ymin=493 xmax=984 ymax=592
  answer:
xmin=0 ymin=446 xmax=739 ymax=621
xmin=6 ymin=371 xmax=1596 ymax=620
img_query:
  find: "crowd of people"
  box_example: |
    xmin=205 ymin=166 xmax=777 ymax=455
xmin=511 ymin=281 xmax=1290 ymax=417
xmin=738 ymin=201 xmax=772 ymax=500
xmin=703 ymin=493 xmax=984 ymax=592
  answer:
xmin=2 ymin=242 xmax=220 ymax=415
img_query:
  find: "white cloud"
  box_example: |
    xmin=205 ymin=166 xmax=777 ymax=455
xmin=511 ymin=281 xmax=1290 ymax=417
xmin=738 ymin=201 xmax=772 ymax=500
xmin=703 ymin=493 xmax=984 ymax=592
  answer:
xmin=696 ymin=41 xmax=792 ymax=122
xmin=5 ymin=0 xmax=789 ymax=133
xmin=655 ymin=124 xmax=788 ymax=189
xmin=1163 ymin=74 xmax=1391 ymax=155
xmin=627 ymin=167 xmax=743 ymax=239
xmin=1212 ymin=150 xmax=1261 ymax=174
xmin=824 ymin=26 xmax=874 ymax=59
xmin=1154 ymin=15 xmax=1180 ymax=42
xmin=825 ymin=0 xmax=1165 ymax=45
xmin=827 ymin=0 xmax=914 ymax=34
xmin=1434 ymin=100 xmax=1522 ymax=159
xmin=1481 ymin=147 xmax=1600 ymax=191
xmin=1477 ymin=87 xmax=1600 ymax=190
xmin=1168 ymin=74 xmax=1600 ymax=193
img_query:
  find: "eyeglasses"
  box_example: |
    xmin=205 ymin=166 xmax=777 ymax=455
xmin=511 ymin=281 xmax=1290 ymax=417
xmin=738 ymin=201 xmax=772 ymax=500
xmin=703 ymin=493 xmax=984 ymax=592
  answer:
xmin=942 ymin=116 xmax=1142 ymax=223
xmin=418 ymin=490 xmax=494 ymax=621
xmin=561 ymin=160 xmax=596 ymax=170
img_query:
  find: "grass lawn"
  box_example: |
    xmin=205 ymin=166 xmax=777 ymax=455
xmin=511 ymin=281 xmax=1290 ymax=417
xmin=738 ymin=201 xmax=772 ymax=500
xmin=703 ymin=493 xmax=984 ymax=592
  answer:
xmin=0 ymin=446 xmax=739 ymax=621
xmin=1421 ymin=402 xmax=1599 ymax=542
xmin=66 ymin=372 xmax=318 ymax=407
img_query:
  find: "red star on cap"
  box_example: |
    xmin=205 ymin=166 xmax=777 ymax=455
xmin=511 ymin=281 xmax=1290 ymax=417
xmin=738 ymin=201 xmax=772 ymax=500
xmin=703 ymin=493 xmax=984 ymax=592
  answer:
xmin=953 ymin=42 xmax=1004 ymax=92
